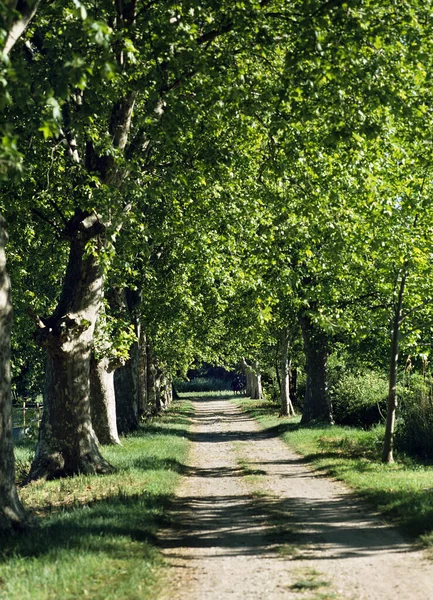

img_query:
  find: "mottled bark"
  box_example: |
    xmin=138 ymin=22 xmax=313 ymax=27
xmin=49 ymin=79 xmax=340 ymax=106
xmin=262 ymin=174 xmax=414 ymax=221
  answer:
xmin=90 ymin=354 xmax=121 ymax=445
xmin=245 ymin=371 xmax=253 ymax=397
xmin=253 ymin=361 xmax=263 ymax=399
xmin=382 ymin=271 xmax=407 ymax=463
xmin=280 ymin=331 xmax=296 ymax=417
xmin=0 ymin=217 xmax=28 ymax=529
xmin=241 ymin=359 xmax=263 ymax=399
xmin=157 ymin=374 xmax=172 ymax=411
xmin=300 ymin=313 xmax=333 ymax=424
xmin=28 ymin=211 xmax=114 ymax=480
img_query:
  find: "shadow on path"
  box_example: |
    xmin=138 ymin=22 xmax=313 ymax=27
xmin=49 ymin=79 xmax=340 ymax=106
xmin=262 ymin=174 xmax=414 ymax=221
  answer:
xmin=158 ymin=397 xmax=415 ymax=568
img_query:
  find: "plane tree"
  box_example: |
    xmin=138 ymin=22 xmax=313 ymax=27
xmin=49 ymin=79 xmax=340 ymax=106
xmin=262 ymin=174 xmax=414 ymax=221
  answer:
xmin=4 ymin=0 xmax=287 ymax=480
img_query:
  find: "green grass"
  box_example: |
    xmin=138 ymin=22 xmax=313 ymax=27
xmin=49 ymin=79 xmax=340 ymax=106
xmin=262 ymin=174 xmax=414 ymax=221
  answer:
xmin=290 ymin=568 xmax=331 ymax=595
xmin=236 ymin=397 xmax=433 ymax=554
xmin=178 ymin=389 xmax=235 ymax=398
xmin=2 ymin=400 xmax=193 ymax=600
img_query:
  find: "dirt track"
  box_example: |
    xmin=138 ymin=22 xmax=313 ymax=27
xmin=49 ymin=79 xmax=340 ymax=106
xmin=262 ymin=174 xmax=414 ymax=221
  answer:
xmin=158 ymin=396 xmax=433 ymax=599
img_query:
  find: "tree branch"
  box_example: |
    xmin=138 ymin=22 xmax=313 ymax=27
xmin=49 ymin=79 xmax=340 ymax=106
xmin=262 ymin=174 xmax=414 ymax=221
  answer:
xmin=31 ymin=207 xmax=63 ymax=236
xmin=3 ymin=0 xmax=41 ymax=56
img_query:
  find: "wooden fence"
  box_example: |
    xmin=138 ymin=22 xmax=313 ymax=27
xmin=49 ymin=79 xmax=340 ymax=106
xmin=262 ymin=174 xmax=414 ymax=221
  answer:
xmin=12 ymin=401 xmax=43 ymax=432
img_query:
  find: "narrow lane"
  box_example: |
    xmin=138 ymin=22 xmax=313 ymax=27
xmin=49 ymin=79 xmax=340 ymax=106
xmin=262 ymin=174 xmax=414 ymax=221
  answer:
xmin=158 ymin=396 xmax=433 ymax=600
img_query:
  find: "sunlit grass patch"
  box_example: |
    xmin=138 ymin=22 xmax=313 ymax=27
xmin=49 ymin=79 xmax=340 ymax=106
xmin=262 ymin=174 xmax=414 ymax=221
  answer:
xmin=2 ymin=400 xmax=193 ymax=600
xmin=290 ymin=568 xmax=330 ymax=592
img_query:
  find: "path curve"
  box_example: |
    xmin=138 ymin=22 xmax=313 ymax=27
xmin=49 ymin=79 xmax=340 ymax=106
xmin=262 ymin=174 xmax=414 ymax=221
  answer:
xmin=158 ymin=396 xmax=433 ymax=599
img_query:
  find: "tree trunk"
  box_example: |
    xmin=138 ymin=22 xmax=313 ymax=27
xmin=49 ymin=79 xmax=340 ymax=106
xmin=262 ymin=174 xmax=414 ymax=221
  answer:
xmin=137 ymin=324 xmax=148 ymax=418
xmin=114 ymin=352 xmax=139 ymax=434
xmin=290 ymin=367 xmax=297 ymax=404
xmin=382 ymin=271 xmax=407 ymax=463
xmin=253 ymin=361 xmax=263 ymax=400
xmin=241 ymin=358 xmax=263 ymax=399
xmin=0 ymin=217 xmax=28 ymax=529
xmin=28 ymin=211 xmax=114 ymax=481
xmin=300 ymin=312 xmax=333 ymax=424
xmin=90 ymin=354 xmax=121 ymax=445
xmin=154 ymin=368 xmax=164 ymax=413
xmin=157 ymin=374 xmax=173 ymax=410
xmin=146 ymin=341 xmax=159 ymax=414
xmin=245 ymin=371 xmax=253 ymax=397
xmin=280 ymin=330 xmax=296 ymax=417
xmin=241 ymin=358 xmax=253 ymax=397
xmin=275 ymin=344 xmax=282 ymax=396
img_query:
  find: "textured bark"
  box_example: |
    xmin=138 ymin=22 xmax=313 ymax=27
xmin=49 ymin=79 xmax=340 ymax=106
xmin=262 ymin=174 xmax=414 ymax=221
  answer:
xmin=241 ymin=359 xmax=263 ymax=399
xmin=90 ymin=354 xmax=121 ymax=445
xmin=157 ymin=374 xmax=173 ymax=411
xmin=245 ymin=371 xmax=253 ymax=397
xmin=382 ymin=272 xmax=407 ymax=463
xmin=28 ymin=212 xmax=114 ymax=480
xmin=241 ymin=359 xmax=253 ymax=397
xmin=280 ymin=331 xmax=296 ymax=417
xmin=253 ymin=362 xmax=263 ymax=399
xmin=0 ymin=217 xmax=28 ymax=529
xmin=300 ymin=313 xmax=333 ymax=424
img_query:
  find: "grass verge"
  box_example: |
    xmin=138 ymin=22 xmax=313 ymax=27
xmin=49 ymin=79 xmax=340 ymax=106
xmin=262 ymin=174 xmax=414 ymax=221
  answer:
xmin=236 ymin=396 xmax=433 ymax=555
xmin=2 ymin=400 xmax=193 ymax=600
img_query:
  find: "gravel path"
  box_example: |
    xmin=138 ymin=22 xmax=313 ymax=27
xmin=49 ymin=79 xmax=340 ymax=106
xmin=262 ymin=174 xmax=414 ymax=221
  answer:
xmin=158 ymin=396 xmax=433 ymax=599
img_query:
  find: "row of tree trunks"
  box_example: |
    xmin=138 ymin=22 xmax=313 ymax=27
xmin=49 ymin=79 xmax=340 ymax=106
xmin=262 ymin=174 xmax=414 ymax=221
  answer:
xmin=145 ymin=340 xmax=173 ymax=414
xmin=0 ymin=218 xmax=28 ymax=529
xmin=90 ymin=288 xmax=173 ymax=437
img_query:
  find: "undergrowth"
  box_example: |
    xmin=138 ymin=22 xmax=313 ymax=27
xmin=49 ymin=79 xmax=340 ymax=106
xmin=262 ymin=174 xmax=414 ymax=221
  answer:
xmin=3 ymin=400 xmax=193 ymax=600
xmin=175 ymin=377 xmax=232 ymax=392
xmin=236 ymin=396 xmax=433 ymax=556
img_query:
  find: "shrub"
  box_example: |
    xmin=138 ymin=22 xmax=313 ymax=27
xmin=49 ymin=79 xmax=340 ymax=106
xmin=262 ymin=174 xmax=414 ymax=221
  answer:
xmin=396 ymin=374 xmax=433 ymax=459
xmin=330 ymin=370 xmax=388 ymax=428
xmin=174 ymin=377 xmax=232 ymax=392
